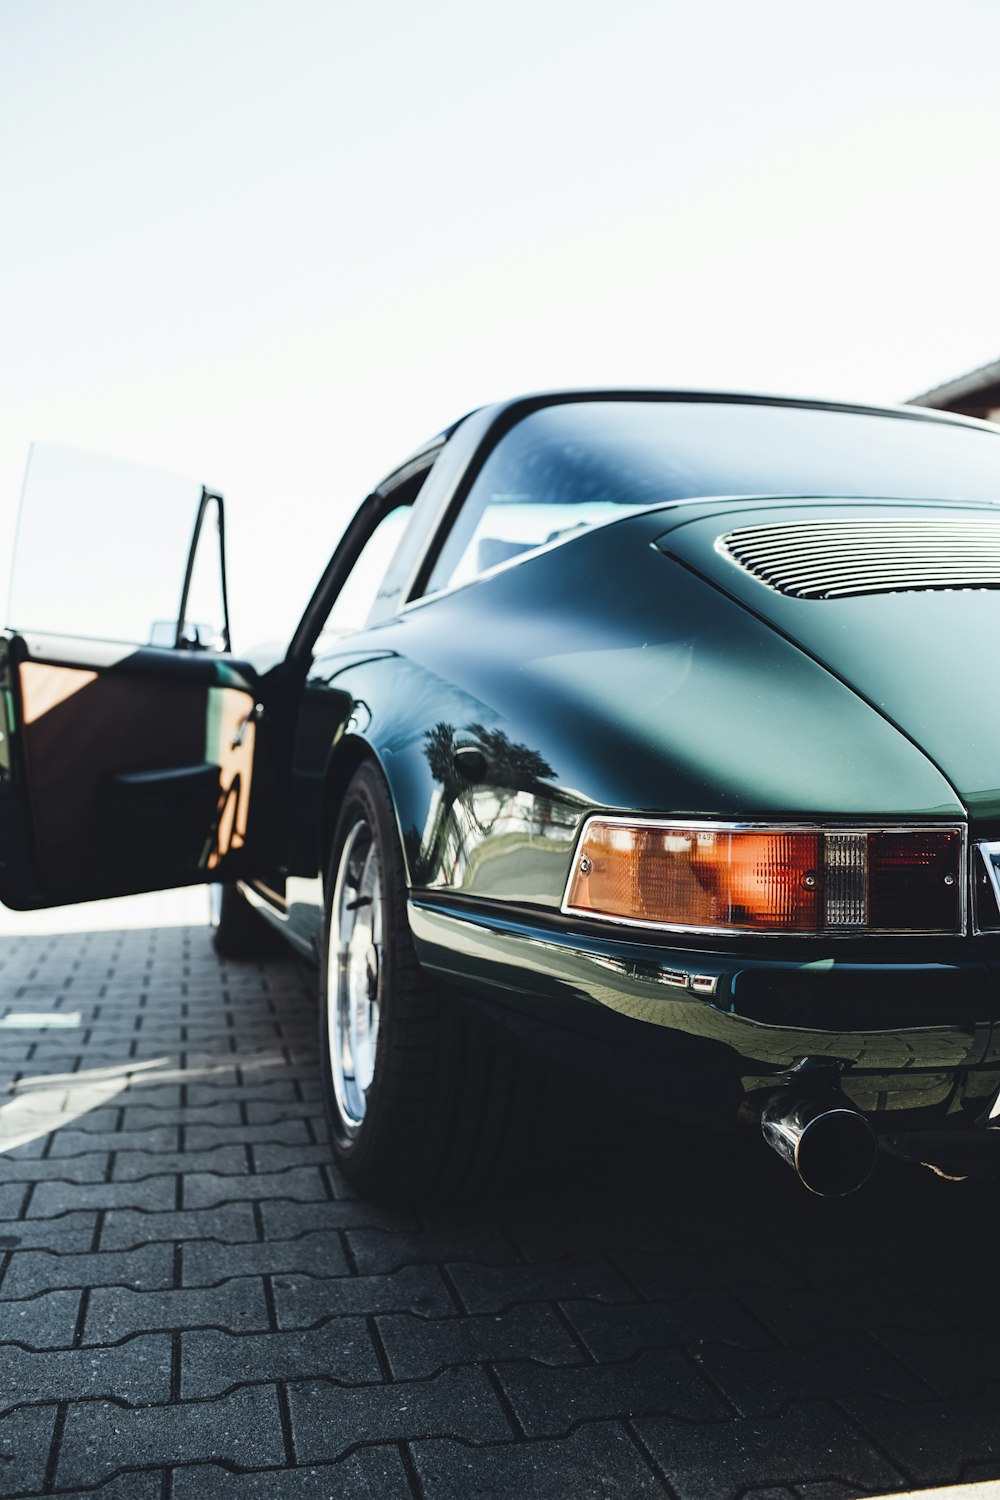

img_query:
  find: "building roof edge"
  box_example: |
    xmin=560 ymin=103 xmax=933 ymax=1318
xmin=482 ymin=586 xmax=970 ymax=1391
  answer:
xmin=908 ymin=356 xmax=1000 ymax=409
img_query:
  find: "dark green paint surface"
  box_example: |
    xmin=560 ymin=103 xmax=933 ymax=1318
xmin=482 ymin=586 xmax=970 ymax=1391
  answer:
xmin=314 ymin=508 xmax=961 ymax=913
xmin=660 ymin=498 xmax=1000 ymax=823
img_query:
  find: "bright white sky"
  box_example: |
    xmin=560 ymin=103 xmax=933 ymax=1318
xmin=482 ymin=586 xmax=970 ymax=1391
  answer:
xmin=2 ymin=0 xmax=999 ymax=650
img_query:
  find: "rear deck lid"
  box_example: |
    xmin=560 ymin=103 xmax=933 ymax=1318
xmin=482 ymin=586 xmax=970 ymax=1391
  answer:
xmin=659 ymin=497 xmax=1000 ymax=821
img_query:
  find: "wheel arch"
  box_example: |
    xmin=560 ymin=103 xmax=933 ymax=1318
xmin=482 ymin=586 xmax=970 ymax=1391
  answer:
xmin=319 ymin=735 xmax=415 ymax=894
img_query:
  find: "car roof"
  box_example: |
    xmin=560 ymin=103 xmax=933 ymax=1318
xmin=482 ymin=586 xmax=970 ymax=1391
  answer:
xmin=375 ymin=388 xmax=994 ymax=494
xmin=462 ymin=386 xmax=995 ymax=434
xmin=355 ymin=387 xmax=1000 ymax=634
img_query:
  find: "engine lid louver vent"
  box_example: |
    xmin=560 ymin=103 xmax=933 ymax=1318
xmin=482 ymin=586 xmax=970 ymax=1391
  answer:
xmin=719 ymin=516 xmax=1000 ymax=599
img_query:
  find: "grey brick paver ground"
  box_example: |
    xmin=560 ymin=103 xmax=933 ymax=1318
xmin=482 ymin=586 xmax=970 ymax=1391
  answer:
xmin=735 ymin=1273 xmax=949 ymax=1343
xmin=111 ymin=1144 xmax=249 ymax=1179
xmin=0 ymin=1210 xmax=98 ymax=1251
xmin=180 ymin=1319 xmax=382 ymax=1395
xmin=872 ymin=1324 xmax=997 ymax=1397
xmin=376 ymin=1303 xmax=584 ymax=1378
xmin=561 ymin=1290 xmax=776 ymax=1360
xmin=3 ymin=1289 xmax=83 ymax=1347
xmin=0 ymin=1152 xmax=110 ymax=1183
xmin=0 ymin=1405 xmax=57 ymax=1497
xmin=842 ymin=1390 xmax=1000 ymax=1482
xmin=2 ymin=892 xmax=1000 ymax=1498
xmin=496 ymin=1348 xmax=731 ymax=1431
xmin=0 ymin=1333 xmax=173 ymax=1411
xmin=0 ymin=1242 xmax=174 ymax=1298
xmin=411 ymin=1423 xmax=668 ymax=1499
xmin=83 ymin=1275 xmax=270 ymax=1341
xmin=182 ymin=1165 xmax=328 ymax=1208
xmin=184 ymin=1120 xmax=315 ymax=1151
xmin=287 ymin=1364 xmax=513 ymax=1459
xmin=634 ymin=1404 xmax=907 ymax=1499
xmin=181 ymin=1228 xmax=350 ymax=1284
xmin=55 ymin=1385 xmax=287 ymax=1487
xmin=692 ymin=1331 xmax=931 ymax=1413
xmin=447 ymin=1252 xmax=634 ymax=1312
xmin=341 ymin=1221 xmax=518 ymax=1273
xmin=272 ymin=1264 xmax=456 ymax=1324
xmin=260 ymin=1200 xmax=420 ymax=1241
xmin=99 ymin=1200 xmax=258 ymax=1248
xmin=47 ymin=1124 xmax=180 ymax=1154
xmin=39 ymin=1478 xmax=164 ymax=1500
xmin=171 ymin=1449 xmax=413 ymax=1497
xmin=26 ymin=1175 xmax=178 ymax=1216
xmin=0 ymin=1184 xmax=26 ymax=1217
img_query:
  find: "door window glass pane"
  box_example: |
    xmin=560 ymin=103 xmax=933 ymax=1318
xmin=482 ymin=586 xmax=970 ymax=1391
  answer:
xmin=8 ymin=444 xmax=204 ymax=646
xmin=314 ymin=505 xmax=410 ymax=653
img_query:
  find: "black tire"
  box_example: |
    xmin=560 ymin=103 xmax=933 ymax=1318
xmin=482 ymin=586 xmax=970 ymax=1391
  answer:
xmin=211 ymin=882 xmax=285 ymax=959
xmin=319 ymin=759 xmax=543 ymax=1201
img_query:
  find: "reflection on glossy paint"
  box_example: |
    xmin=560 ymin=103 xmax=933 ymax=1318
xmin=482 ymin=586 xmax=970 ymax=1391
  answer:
xmin=414 ymin=720 xmax=584 ymax=897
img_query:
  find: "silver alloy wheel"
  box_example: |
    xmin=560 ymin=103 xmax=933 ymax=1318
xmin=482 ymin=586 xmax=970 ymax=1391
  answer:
xmin=328 ymin=818 xmax=383 ymax=1134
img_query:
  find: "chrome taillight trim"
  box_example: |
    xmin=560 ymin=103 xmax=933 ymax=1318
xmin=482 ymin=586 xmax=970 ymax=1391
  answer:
xmin=973 ymin=841 xmax=1000 ymax=935
xmin=561 ymin=816 xmax=968 ymax=938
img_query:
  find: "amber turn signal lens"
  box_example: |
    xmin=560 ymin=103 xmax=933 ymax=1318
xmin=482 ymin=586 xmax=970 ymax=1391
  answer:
xmin=564 ymin=822 xmax=963 ymax=935
xmin=566 ymin=824 xmax=822 ymax=932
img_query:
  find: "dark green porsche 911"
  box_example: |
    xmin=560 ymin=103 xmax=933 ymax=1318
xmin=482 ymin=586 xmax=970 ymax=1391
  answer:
xmin=6 ymin=391 xmax=1000 ymax=1199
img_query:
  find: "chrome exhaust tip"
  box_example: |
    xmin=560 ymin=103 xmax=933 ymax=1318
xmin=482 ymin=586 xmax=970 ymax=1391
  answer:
xmin=761 ymin=1094 xmax=878 ymax=1196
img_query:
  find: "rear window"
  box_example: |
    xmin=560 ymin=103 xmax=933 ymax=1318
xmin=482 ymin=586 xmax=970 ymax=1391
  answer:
xmin=425 ymin=400 xmax=1000 ymax=594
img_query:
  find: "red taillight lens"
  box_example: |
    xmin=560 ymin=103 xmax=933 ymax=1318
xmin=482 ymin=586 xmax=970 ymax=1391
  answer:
xmin=564 ymin=822 xmax=963 ymax=935
xmin=868 ymin=831 xmax=962 ymax=932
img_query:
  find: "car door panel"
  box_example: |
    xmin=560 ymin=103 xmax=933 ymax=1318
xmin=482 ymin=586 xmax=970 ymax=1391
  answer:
xmin=0 ymin=631 xmax=262 ymax=906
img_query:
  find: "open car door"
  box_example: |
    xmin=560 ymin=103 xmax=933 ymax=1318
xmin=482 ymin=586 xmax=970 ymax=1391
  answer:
xmin=0 ymin=445 xmax=272 ymax=910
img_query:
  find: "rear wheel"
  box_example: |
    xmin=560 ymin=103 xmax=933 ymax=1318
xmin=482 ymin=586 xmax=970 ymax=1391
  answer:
xmin=320 ymin=759 xmax=541 ymax=1200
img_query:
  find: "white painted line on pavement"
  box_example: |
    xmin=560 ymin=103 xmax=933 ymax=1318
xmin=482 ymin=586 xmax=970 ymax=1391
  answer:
xmin=0 ymin=1012 xmax=82 ymax=1029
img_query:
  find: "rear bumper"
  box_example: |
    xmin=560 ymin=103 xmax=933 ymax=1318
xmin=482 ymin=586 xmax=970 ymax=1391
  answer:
xmin=409 ymin=896 xmax=1000 ymax=1132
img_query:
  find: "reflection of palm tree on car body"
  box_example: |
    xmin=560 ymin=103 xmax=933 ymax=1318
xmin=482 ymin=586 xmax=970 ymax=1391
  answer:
xmin=420 ymin=720 xmax=556 ymax=883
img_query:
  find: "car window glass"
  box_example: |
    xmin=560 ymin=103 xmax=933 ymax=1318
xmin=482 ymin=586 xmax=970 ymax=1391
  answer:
xmin=314 ymin=504 xmax=410 ymax=652
xmin=8 ymin=443 xmax=204 ymax=646
xmin=424 ymin=401 xmax=1000 ymax=595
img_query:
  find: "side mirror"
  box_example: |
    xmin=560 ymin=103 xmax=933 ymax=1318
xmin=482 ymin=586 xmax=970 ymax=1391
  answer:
xmin=148 ymin=620 xmax=225 ymax=651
